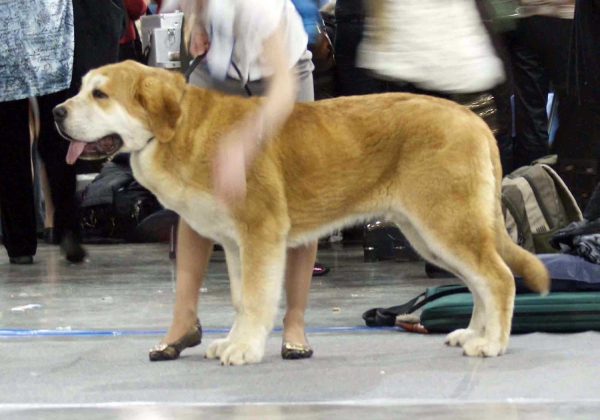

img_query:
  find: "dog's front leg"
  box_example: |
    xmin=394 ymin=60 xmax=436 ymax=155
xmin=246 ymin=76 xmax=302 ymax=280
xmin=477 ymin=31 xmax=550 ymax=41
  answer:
xmin=206 ymin=244 xmax=243 ymax=360
xmin=218 ymin=236 xmax=287 ymax=366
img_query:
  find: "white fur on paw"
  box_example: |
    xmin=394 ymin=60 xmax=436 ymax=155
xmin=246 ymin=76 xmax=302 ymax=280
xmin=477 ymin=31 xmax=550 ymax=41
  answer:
xmin=462 ymin=337 xmax=506 ymax=357
xmin=445 ymin=329 xmax=477 ymax=347
xmin=220 ymin=340 xmax=264 ymax=366
xmin=206 ymin=338 xmax=231 ymax=359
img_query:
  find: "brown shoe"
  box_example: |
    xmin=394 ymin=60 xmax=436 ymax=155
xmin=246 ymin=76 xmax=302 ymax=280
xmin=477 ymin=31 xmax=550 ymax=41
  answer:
xmin=149 ymin=319 xmax=202 ymax=361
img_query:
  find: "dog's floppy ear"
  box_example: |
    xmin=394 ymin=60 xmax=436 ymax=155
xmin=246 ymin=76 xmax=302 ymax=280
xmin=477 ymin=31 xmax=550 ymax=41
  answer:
xmin=136 ymin=76 xmax=183 ymax=143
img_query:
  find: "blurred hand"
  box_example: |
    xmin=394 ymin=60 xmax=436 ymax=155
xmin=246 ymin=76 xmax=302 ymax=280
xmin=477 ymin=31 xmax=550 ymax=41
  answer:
xmin=189 ymin=23 xmax=209 ymax=57
xmin=212 ymin=122 xmax=262 ymax=206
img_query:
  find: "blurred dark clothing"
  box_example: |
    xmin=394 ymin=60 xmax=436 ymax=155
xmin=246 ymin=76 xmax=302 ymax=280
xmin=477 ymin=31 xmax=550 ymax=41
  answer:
xmin=0 ymin=99 xmax=37 ymax=258
xmin=334 ymin=0 xmax=383 ymax=96
xmin=334 ymin=0 xmax=364 ymax=20
xmin=551 ymin=0 xmax=600 ymax=209
xmin=40 ymin=0 xmax=127 ymax=246
xmin=37 ymin=91 xmax=81 ymax=242
xmin=507 ymin=16 xmax=573 ymax=170
xmin=69 ymin=0 xmax=126 ymax=97
xmin=568 ymin=0 xmax=600 ymax=105
xmin=71 ymin=0 xmax=126 ymax=175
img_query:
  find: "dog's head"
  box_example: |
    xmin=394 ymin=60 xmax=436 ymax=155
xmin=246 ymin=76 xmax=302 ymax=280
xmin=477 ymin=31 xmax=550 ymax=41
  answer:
xmin=54 ymin=60 xmax=186 ymax=164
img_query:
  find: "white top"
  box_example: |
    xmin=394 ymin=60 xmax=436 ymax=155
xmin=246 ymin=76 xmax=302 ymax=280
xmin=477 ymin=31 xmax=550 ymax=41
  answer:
xmin=205 ymin=0 xmax=309 ymax=83
xmin=358 ymin=0 xmax=506 ymax=94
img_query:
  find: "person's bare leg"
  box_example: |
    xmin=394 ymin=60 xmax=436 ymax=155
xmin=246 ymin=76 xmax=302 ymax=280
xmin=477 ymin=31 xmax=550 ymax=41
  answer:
xmin=162 ymin=219 xmax=213 ymax=344
xmin=39 ymin=161 xmax=54 ymax=229
xmin=283 ymin=241 xmax=318 ymax=345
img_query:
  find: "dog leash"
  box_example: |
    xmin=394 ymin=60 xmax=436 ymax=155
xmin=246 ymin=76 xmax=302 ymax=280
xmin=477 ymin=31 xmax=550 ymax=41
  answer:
xmin=184 ymin=52 xmax=207 ymax=83
xmin=184 ymin=51 xmax=253 ymax=97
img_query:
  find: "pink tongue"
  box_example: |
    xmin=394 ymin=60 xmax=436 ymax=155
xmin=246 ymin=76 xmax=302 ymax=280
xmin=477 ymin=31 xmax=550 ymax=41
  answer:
xmin=66 ymin=141 xmax=88 ymax=165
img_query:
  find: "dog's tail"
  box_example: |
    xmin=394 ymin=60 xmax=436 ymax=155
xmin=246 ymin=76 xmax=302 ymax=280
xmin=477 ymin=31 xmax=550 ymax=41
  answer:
xmin=496 ymin=222 xmax=550 ymax=295
xmin=489 ymin=134 xmax=551 ymax=295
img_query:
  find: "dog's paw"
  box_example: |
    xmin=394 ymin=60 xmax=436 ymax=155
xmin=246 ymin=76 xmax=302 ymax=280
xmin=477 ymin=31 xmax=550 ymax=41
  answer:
xmin=219 ymin=340 xmax=265 ymax=366
xmin=205 ymin=338 xmax=231 ymax=360
xmin=462 ymin=337 xmax=506 ymax=358
xmin=445 ymin=329 xmax=478 ymax=347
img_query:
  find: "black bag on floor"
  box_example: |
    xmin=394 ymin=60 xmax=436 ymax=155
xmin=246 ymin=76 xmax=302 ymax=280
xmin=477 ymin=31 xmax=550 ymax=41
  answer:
xmin=363 ymin=220 xmax=420 ymax=263
xmin=79 ymin=155 xmax=163 ymax=243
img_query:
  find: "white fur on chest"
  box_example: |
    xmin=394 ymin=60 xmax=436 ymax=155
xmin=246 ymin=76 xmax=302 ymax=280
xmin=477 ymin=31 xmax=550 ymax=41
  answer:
xmin=130 ymin=144 xmax=239 ymax=245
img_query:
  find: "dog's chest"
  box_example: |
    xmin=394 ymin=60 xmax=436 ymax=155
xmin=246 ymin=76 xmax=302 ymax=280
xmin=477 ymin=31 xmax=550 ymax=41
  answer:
xmin=130 ymin=149 xmax=238 ymax=244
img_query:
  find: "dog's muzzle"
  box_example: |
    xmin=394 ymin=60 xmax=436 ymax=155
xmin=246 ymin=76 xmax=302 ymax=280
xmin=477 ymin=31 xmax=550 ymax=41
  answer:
xmin=52 ymin=105 xmax=124 ymax=164
xmin=54 ymin=122 xmax=124 ymax=165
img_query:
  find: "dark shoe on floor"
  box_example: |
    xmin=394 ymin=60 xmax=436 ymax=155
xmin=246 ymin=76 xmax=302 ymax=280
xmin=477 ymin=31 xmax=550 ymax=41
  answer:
xmin=9 ymin=256 xmax=34 ymax=265
xmin=44 ymin=228 xmax=60 ymax=245
xmin=313 ymin=262 xmax=330 ymax=277
xmin=149 ymin=319 xmax=203 ymax=362
xmin=61 ymin=231 xmax=87 ymax=263
xmin=281 ymin=339 xmax=314 ymax=360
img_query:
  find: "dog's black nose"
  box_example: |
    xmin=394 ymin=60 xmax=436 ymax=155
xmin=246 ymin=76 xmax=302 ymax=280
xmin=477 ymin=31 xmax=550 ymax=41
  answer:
xmin=53 ymin=106 xmax=68 ymax=122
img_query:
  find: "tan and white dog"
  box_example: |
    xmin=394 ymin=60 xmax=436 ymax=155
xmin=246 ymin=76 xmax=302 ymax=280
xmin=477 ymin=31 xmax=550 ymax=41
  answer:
xmin=54 ymin=61 xmax=549 ymax=365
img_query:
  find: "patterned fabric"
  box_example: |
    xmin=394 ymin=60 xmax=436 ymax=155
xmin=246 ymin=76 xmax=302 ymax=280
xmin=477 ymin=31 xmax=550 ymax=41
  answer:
xmin=0 ymin=0 xmax=74 ymax=102
xmin=517 ymin=0 xmax=575 ymax=19
xmin=573 ymin=234 xmax=600 ymax=265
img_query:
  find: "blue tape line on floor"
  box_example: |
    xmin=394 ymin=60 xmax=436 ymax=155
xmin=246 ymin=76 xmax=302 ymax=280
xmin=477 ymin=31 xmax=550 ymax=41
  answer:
xmin=0 ymin=326 xmax=399 ymax=337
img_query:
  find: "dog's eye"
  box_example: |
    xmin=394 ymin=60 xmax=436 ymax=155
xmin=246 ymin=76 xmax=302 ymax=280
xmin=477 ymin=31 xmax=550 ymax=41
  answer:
xmin=92 ymin=89 xmax=108 ymax=99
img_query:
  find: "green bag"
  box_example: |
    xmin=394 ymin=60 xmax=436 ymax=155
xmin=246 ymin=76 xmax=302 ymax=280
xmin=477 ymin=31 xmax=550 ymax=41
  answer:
xmin=502 ymin=163 xmax=583 ymax=254
xmin=420 ymin=285 xmax=600 ymax=334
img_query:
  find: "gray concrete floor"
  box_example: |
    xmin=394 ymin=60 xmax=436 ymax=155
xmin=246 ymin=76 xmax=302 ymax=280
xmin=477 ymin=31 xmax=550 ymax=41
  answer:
xmin=1 ymin=243 xmax=599 ymax=419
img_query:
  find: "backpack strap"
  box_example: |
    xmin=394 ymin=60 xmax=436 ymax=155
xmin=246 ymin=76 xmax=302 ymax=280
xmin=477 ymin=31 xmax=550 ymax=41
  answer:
xmin=363 ymin=286 xmax=470 ymax=327
xmin=540 ymin=164 xmax=583 ymax=223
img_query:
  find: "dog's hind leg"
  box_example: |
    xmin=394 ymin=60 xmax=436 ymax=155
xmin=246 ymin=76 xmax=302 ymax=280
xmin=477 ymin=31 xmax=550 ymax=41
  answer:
xmin=396 ymin=220 xmax=486 ymax=347
xmin=458 ymin=249 xmax=515 ymax=357
xmin=444 ymin=292 xmax=486 ymax=348
xmin=206 ymin=244 xmax=243 ymax=360
xmin=218 ymin=234 xmax=288 ymax=366
xmin=396 ymin=208 xmax=515 ymax=357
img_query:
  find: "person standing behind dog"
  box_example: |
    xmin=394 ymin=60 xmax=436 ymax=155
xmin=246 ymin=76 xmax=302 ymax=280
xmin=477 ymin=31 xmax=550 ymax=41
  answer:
xmin=0 ymin=0 xmax=126 ymax=264
xmin=36 ymin=0 xmax=126 ymax=263
xmin=0 ymin=0 xmax=74 ymax=265
xmin=506 ymin=0 xmax=575 ymax=172
xmin=149 ymin=0 xmax=319 ymax=362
